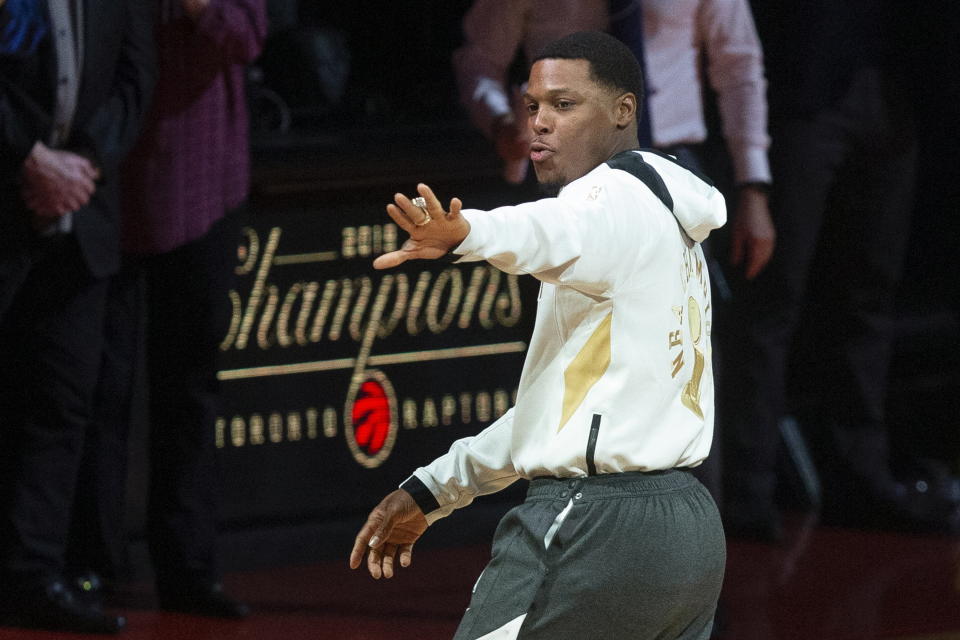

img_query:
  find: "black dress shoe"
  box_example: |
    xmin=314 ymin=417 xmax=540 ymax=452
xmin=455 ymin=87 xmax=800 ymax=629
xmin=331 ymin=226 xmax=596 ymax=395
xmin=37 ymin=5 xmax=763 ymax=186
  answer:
xmin=158 ymin=581 xmax=250 ymax=618
xmin=0 ymin=578 xmax=125 ymax=634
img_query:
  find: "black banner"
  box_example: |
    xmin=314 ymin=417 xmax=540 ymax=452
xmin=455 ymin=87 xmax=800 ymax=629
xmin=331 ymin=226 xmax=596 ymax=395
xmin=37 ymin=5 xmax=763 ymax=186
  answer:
xmin=216 ymin=199 xmax=538 ymax=525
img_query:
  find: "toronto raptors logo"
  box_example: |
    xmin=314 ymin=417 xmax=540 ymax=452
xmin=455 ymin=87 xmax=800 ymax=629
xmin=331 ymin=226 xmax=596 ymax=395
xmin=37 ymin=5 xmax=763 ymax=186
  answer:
xmin=345 ymin=370 xmax=398 ymax=468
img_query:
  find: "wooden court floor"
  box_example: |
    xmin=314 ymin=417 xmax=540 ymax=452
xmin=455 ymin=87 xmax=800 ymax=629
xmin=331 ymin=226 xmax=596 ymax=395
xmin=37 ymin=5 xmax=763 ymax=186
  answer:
xmin=2 ymin=514 xmax=959 ymax=640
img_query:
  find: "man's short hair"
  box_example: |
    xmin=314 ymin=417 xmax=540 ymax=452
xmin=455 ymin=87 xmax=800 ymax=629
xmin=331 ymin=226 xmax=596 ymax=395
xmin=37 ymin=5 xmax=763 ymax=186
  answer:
xmin=532 ymin=31 xmax=644 ymax=113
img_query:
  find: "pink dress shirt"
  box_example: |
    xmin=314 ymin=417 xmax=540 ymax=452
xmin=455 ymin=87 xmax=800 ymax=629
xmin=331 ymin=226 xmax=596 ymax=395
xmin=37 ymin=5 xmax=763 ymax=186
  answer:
xmin=453 ymin=0 xmax=771 ymax=185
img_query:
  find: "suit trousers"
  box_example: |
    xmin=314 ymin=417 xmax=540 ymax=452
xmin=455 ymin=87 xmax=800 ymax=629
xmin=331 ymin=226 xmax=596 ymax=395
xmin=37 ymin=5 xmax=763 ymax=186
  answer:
xmin=0 ymin=234 xmax=108 ymax=581
xmin=722 ymin=67 xmax=917 ymax=507
xmin=67 ymin=209 xmax=241 ymax=586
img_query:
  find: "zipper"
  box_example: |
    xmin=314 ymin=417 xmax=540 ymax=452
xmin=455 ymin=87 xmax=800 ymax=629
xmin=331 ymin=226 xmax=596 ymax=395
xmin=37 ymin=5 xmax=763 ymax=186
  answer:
xmin=586 ymin=413 xmax=601 ymax=476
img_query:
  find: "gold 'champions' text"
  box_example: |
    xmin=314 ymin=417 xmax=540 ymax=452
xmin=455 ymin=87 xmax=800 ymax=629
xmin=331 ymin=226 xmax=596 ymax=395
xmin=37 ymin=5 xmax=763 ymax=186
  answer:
xmin=220 ymin=226 xmax=524 ymax=352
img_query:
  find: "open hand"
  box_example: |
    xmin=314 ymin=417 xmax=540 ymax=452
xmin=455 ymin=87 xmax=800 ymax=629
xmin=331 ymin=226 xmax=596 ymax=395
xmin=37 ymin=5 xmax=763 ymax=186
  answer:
xmin=374 ymin=183 xmax=470 ymax=270
xmin=349 ymin=489 xmax=428 ymax=579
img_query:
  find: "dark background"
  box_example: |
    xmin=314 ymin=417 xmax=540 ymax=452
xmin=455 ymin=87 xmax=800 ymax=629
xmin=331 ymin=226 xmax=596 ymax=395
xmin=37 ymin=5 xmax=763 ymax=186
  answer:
xmin=118 ymin=0 xmax=960 ymax=574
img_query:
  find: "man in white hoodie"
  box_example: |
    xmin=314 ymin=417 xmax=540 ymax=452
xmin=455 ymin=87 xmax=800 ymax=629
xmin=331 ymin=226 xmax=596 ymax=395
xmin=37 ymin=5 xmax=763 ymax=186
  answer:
xmin=350 ymin=32 xmax=727 ymax=640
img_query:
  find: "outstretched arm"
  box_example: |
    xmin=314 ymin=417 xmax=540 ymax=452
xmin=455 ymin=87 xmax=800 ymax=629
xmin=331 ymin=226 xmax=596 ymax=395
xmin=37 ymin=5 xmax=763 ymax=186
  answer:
xmin=377 ymin=173 xmax=663 ymax=296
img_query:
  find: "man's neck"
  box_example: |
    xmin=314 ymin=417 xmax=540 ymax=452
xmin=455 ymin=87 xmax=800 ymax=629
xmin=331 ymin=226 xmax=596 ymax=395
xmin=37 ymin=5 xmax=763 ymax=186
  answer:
xmin=608 ymin=135 xmax=641 ymax=160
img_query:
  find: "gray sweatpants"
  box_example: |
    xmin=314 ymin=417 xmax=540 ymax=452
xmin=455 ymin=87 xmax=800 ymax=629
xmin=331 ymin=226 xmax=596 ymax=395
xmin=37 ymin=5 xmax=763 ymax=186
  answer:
xmin=453 ymin=470 xmax=726 ymax=640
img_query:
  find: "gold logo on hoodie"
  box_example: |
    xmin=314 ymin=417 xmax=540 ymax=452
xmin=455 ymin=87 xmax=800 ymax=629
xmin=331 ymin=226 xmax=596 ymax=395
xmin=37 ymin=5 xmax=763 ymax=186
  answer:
xmin=681 ymin=297 xmax=705 ymax=419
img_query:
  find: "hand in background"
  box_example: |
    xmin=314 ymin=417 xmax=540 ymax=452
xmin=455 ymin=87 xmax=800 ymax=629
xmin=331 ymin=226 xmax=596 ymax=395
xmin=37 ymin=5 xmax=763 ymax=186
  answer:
xmin=349 ymin=489 xmax=428 ymax=579
xmin=492 ymin=114 xmax=531 ymax=164
xmin=374 ymin=183 xmax=470 ymax=269
xmin=730 ymin=185 xmax=775 ymax=280
xmin=21 ymin=141 xmax=99 ymax=218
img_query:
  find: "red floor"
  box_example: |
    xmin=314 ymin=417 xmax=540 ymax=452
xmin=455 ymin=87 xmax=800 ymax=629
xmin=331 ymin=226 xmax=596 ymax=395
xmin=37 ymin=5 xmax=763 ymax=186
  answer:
xmin=2 ymin=516 xmax=960 ymax=640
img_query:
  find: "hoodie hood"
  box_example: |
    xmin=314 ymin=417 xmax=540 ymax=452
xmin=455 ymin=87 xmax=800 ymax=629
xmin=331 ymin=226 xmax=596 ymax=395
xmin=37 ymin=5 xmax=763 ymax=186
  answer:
xmin=606 ymin=150 xmax=727 ymax=243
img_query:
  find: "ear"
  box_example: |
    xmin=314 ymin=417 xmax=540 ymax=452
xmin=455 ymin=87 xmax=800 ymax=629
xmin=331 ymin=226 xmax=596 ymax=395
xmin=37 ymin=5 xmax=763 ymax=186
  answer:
xmin=614 ymin=92 xmax=638 ymax=129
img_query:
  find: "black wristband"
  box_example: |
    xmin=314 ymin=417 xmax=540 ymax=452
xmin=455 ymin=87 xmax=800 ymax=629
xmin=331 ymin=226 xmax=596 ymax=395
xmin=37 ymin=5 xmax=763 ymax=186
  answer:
xmin=438 ymin=251 xmax=463 ymax=264
xmin=400 ymin=475 xmax=441 ymax=515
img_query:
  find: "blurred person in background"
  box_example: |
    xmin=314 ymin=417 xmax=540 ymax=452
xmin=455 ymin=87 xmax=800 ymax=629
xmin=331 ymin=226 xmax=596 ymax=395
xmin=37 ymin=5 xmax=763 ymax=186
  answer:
xmin=66 ymin=0 xmax=267 ymax=618
xmin=722 ymin=0 xmax=960 ymax=540
xmin=454 ymin=0 xmax=774 ymax=282
xmin=0 ymin=0 xmax=154 ymax=633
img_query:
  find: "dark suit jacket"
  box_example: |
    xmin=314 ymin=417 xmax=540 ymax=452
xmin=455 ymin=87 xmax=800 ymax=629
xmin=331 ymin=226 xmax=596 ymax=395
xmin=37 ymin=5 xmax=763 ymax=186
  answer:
xmin=0 ymin=0 xmax=155 ymax=280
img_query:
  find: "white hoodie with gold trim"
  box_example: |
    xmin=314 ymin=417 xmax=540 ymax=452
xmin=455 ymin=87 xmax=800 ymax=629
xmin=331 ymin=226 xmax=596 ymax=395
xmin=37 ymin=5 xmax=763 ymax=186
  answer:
xmin=402 ymin=150 xmax=727 ymax=524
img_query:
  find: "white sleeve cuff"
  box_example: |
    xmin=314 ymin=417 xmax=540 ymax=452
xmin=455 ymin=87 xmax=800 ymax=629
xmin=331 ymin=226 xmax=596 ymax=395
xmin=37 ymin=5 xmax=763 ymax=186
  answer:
xmin=730 ymin=145 xmax=772 ymax=185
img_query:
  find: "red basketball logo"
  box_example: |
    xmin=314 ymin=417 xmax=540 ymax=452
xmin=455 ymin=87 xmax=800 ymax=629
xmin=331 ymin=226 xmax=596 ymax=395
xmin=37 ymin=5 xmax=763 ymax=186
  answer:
xmin=351 ymin=380 xmax=391 ymax=456
xmin=345 ymin=370 xmax=398 ymax=468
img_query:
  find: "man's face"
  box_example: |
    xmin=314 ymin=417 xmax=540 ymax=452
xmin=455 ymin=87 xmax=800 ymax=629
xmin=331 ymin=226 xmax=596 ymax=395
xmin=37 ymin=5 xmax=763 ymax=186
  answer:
xmin=523 ymin=58 xmax=626 ymax=195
